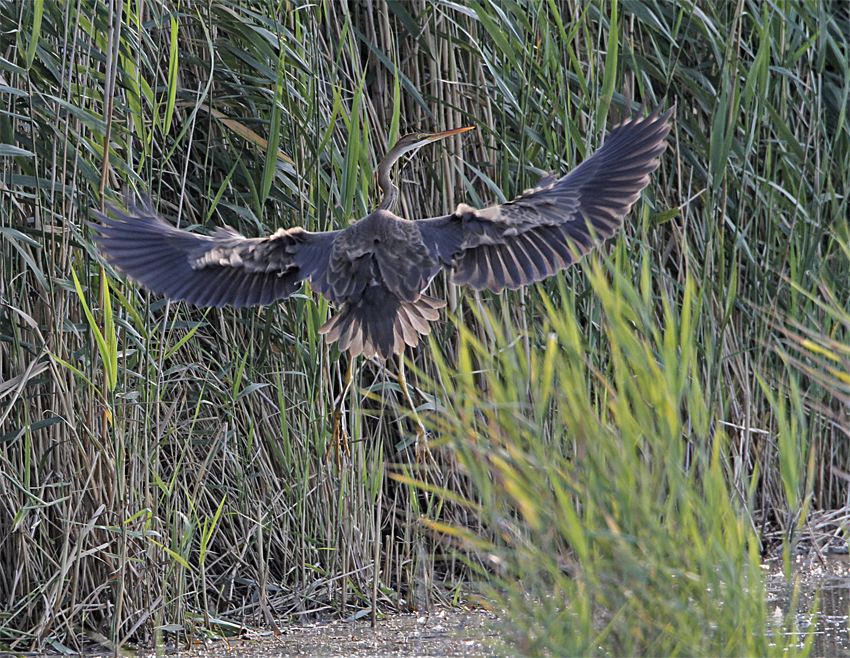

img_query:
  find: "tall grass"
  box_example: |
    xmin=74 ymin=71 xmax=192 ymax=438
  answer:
xmin=0 ymin=0 xmax=847 ymax=654
xmin=415 ymin=253 xmax=823 ymax=654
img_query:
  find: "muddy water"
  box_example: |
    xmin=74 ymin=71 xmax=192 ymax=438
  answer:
xmin=157 ymin=557 xmax=850 ymax=658
xmin=171 ymin=609 xmax=497 ymax=658
xmin=767 ymin=554 xmax=850 ymax=657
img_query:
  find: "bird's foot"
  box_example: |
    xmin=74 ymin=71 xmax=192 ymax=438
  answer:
xmin=326 ymin=409 xmax=350 ymax=467
xmin=413 ymin=424 xmax=439 ymax=468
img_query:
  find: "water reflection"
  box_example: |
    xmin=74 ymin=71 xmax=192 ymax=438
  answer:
xmin=766 ymin=553 xmax=850 ymax=657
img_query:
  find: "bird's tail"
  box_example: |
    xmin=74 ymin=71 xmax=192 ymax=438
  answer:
xmin=318 ymin=287 xmax=446 ymax=360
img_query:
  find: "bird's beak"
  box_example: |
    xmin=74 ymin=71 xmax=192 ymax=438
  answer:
xmin=425 ymin=126 xmax=475 ymax=143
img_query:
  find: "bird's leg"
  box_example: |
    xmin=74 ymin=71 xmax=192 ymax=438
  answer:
xmin=327 ymin=356 xmax=355 ymax=464
xmin=397 ymin=350 xmax=435 ymax=464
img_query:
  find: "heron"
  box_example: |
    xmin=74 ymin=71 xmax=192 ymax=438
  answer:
xmin=91 ymin=104 xmax=671 ymax=454
xmin=91 ymin=104 xmax=672 ymax=362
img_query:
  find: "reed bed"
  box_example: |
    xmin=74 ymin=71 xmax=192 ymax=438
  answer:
xmin=0 ymin=0 xmax=847 ymax=654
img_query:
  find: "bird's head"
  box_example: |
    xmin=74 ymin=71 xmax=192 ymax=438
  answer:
xmin=375 ymin=125 xmax=475 ymax=211
xmin=391 ymin=125 xmax=475 ymax=158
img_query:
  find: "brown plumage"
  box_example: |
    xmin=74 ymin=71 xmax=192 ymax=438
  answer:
xmin=91 ymin=104 xmax=672 ymax=360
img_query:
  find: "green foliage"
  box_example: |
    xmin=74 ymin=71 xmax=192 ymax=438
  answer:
xmin=422 ymin=263 xmax=811 ymax=655
xmin=0 ymin=0 xmax=847 ymax=654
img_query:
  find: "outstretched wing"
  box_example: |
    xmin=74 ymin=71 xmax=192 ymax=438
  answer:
xmin=90 ymin=200 xmax=336 ymax=308
xmin=417 ymin=105 xmax=672 ymax=292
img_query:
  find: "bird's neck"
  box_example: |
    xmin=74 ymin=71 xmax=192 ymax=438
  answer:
xmin=376 ymin=153 xmax=399 ymax=212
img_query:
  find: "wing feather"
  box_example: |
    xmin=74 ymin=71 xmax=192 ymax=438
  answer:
xmin=90 ymin=200 xmax=337 ymax=308
xmin=486 ymin=245 xmax=507 ymax=292
xmin=417 ymin=104 xmax=672 ymax=291
xmin=497 ymin=242 xmax=523 ymax=289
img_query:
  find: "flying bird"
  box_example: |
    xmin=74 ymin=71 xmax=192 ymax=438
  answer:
xmin=91 ymin=104 xmax=671 ymax=360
